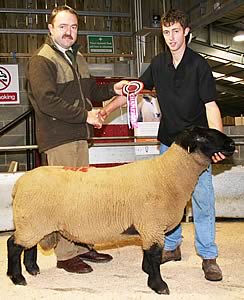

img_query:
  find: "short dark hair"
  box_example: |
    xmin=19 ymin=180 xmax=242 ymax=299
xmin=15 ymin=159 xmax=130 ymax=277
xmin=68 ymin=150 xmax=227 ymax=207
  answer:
xmin=161 ymin=9 xmax=189 ymax=29
xmin=48 ymin=5 xmax=78 ymax=25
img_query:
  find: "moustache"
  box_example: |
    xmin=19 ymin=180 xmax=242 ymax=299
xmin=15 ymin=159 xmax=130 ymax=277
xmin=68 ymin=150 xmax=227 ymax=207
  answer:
xmin=63 ymin=35 xmax=73 ymax=39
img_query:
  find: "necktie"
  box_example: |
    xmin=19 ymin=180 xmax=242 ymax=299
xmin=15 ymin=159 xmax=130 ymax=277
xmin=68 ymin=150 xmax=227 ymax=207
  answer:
xmin=65 ymin=49 xmax=76 ymax=65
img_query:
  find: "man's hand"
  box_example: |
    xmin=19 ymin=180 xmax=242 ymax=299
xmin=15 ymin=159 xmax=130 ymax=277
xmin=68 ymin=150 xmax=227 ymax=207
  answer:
xmin=113 ymin=80 xmax=130 ymax=95
xmin=98 ymin=95 xmax=127 ymax=122
xmin=86 ymin=109 xmax=103 ymax=129
xmin=211 ymin=152 xmax=226 ymax=163
xmin=98 ymin=109 xmax=108 ymax=122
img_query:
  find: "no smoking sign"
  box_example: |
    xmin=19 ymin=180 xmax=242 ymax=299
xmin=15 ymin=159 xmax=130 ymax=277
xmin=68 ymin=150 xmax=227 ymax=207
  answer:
xmin=0 ymin=67 xmax=11 ymax=91
xmin=0 ymin=65 xmax=19 ymax=104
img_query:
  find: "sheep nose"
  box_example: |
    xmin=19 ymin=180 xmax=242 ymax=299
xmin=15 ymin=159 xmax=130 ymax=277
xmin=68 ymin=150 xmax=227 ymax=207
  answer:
xmin=228 ymin=141 xmax=235 ymax=150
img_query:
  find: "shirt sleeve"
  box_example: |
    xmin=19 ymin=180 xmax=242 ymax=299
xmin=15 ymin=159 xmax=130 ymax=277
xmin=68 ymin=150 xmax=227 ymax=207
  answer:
xmin=198 ymin=58 xmax=217 ymax=103
xmin=82 ymin=78 xmax=116 ymax=102
xmin=139 ymin=64 xmax=155 ymax=91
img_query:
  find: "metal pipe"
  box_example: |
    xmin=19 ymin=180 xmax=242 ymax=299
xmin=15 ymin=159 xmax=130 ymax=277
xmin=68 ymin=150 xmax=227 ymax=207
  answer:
xmin=134 ymin=0 xmax=143 ymax=76
xmin=0 ymin=53 xmax=134 ymax=58
xmin=162 ymin=0 xmax=166 ymax=15
xmin=92 ymin=136 xmax=157 ymax=140
xmin=91 ymin=141 xmax=160 ymax=147
xmin=190 ymin=41 xmax=244 ymax=64
xmin=31 ymin=111 xmax=37 ymax=168
xmin=0 ymin=8 xmax=130 ymax=17
xmin=1 ymin=140 xmax=243 ymax=152
xmin=0 ymin=146 xmax=39 ymax=151
xmin=25 ymin=114 xmax=31 ymax=170
xmin=0 ymin=109 xmax=33 ymax=136
xmin=0 ymin=142 xmax=160 ymax=151
xmin=0 ymin=28 xmax=132 ymax=36
xmin=134 ymin=0 xmax=139 ymax=76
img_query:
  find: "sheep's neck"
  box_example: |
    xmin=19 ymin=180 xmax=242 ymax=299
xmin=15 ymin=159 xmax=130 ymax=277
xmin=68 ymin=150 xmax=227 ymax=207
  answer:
xmin=158 ymin=144 xmax=210 ymax=206
xmin=164 ymin=143 xmax=209 ymax=172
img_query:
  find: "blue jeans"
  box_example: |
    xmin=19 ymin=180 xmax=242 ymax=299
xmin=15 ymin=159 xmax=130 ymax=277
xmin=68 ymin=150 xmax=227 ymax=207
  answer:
xmin=160 ymin=143 xmax=218 ymax=259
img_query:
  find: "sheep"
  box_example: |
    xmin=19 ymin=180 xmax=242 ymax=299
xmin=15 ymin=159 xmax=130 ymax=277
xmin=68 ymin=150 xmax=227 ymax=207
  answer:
xmin=7 ymin=126 xmax=235 ymax=295
xmin=137 ymin=95 xmax=161 ymax=122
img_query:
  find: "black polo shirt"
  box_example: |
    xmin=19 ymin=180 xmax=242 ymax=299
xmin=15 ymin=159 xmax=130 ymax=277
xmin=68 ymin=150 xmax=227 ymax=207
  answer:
xmin=139 ymin=47 xmax=217 ymax=146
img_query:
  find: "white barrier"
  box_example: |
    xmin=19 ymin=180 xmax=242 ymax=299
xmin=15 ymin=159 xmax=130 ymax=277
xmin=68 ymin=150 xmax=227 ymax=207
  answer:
xmin=213 ymin=165 xmax=244 ymax=218
xmin=0 ymin=172 xmax=24 ymax=231
xmin=185 ymin=165 xmax=244 ymax=220
xmin=1 ymin=166 xmax=244 ymax=232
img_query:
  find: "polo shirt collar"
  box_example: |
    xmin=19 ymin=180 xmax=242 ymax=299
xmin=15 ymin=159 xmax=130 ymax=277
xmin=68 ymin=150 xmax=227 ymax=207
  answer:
xmin=166 ymin=47 xmax=191 ymax=68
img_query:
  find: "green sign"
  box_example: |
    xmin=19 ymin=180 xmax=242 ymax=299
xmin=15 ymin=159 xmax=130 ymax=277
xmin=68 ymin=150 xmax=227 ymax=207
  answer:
xmin=87 ymin=35 xmax=114 ymax=54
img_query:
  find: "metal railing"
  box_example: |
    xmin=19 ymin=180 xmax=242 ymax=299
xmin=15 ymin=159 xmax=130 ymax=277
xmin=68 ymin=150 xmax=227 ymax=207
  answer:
xmin=0 ymin=108 xmax=39 ymax=170
xmin=1 ymin=108 xmax=244 ymax=171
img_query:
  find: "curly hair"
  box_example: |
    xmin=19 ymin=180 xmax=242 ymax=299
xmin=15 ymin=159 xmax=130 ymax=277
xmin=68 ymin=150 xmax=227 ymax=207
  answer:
xmin=48 ymin=5 xmax=78 ymax=25
xmin=161 ymin=9 xmax=189 ymax=29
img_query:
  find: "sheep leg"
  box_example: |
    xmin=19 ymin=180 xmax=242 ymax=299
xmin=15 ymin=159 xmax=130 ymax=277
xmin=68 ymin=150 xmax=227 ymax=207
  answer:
xmin=24 ymin=246 xmax=40 ymax=275
xmin=142 ymin=249 xmax=153 ymax=275
xmin=7 ymin=235 xmax=27 ymax=285
xmin=142 ymin=244 xmax=169 ymax=295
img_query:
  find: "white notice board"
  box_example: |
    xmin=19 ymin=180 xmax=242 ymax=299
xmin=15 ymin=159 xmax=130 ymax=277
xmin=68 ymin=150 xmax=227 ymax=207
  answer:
xmin=0 ymin=64 xmax=20 ymax=104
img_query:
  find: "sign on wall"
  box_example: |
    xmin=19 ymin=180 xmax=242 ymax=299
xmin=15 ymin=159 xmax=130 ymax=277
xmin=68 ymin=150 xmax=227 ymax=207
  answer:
xmin=0 ymin=64 xmax=20 ymax=104
xmin=87 ymin=35 xmax=114 ymax=54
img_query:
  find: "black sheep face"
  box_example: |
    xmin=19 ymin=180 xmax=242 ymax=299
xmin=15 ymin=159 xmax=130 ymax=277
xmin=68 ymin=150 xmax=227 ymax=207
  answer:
xmin=175 ymin=126 xmax=235 ymax=159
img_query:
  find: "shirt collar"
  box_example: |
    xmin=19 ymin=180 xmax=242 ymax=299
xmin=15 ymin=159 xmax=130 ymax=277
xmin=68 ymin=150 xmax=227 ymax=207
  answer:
xmin=53 ymin=41 xmax=72 ymax=54
xmin=47 ymin=34 xmax=80 ymax=58
xmin=166 ymin=47 xmax=191 ymax=69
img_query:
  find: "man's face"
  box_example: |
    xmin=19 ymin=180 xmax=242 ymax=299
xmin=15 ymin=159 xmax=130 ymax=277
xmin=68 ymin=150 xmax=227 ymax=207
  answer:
xmin=48 ymin=10 xmax=78 ymax=49
xmin=162 ymin=22 xmax=189 ymax=52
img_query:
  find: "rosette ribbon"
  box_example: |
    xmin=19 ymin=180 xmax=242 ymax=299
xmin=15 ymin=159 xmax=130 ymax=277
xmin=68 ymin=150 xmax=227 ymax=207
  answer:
xmin=122 ymin=81 xmax=144 ymax=129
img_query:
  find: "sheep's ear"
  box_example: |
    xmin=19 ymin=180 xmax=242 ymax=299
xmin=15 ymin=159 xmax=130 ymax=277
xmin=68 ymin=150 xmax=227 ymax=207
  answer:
xmin=187 ymin=143 xmax=197 ymax=153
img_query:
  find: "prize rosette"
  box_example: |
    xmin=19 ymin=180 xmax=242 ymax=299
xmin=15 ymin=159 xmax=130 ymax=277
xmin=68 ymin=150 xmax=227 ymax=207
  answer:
xmin=122 ymin=81 xmax=144 ymax=129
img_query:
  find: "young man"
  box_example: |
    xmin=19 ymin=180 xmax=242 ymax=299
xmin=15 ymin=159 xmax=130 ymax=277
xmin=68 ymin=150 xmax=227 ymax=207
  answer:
xmin=102 ymin=9 xmax=225 ymax=281
xmin=26 ymin=5 xmax=128 ymax=274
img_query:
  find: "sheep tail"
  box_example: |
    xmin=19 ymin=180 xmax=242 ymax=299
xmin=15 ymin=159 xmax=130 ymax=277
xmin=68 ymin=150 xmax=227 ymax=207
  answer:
xmin=39 ymin=232 xmax=60 ymax=251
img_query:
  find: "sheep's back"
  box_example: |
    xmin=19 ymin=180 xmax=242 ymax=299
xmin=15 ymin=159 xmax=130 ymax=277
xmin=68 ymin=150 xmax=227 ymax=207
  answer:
xmin=12 ymin=145 xmax=208 ymax=248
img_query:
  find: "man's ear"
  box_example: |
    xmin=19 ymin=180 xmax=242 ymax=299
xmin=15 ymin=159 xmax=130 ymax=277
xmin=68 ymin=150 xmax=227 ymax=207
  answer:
xmin=184 ymin=27 xmax=190 ymax=36
xmin=48 ymin=24 xmax=53 ymax=34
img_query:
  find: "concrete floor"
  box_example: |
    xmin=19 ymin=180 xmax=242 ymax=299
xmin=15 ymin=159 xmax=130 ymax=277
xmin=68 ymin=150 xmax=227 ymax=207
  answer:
xmin=0 ymin=221 xmax=244 ymax=300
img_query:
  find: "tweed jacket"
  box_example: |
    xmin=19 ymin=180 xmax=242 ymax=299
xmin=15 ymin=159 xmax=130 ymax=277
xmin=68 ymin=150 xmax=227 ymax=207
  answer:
xmin=26 ymin=35 xmax=116 ymax=152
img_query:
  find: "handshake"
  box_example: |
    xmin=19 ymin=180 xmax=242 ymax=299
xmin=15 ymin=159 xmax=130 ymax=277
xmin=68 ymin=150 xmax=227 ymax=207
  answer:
xmin=86 ymin=108 xmax=107 ymax=129
xmin=86 ymin=94 xmax=128 ymax=129
xmin=86 ymin=80 xmax=130 ymax=129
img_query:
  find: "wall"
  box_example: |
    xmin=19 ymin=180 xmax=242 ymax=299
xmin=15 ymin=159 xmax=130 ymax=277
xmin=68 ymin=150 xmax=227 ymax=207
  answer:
xmin=0 ymin=0 xmax=135 ymax=171
xmin=224 ymin=125 xmax=244 ymax=166
xmin=0 ymin=58 xmax=30 ymax=172
xmin=1 ymin=0 xmax=244 ymax=171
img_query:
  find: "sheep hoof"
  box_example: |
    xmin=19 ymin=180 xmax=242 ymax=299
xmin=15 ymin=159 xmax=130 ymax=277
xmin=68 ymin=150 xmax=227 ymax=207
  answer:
xmin=26 ymin=264 xmax=40 ymax=276
xmin=148 ymin=279 xmax=170 ymax=295
xmin=10 ymin=274 xmax=27 ymax=286
xmin=155 ymin=286 xmax=170 ymax=295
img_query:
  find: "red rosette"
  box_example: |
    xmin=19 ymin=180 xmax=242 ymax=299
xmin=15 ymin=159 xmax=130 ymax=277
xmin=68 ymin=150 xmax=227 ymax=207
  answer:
xmin=122 ymin=80 xmax=144 ymax=96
